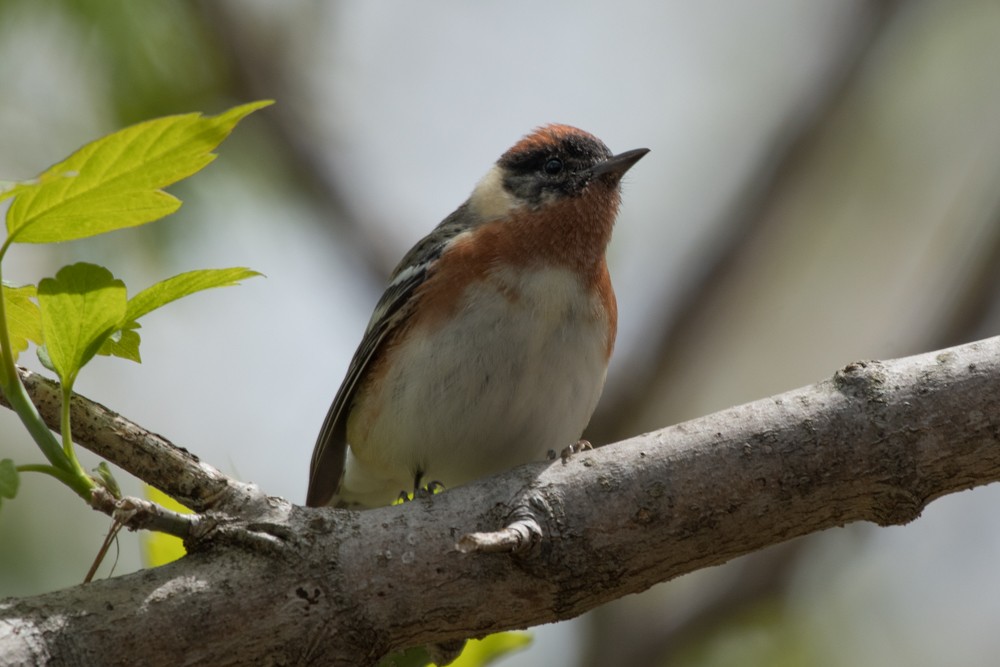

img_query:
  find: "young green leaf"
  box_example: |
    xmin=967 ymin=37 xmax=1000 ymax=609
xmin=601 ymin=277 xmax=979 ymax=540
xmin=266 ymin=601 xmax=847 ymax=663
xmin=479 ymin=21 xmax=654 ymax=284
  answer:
xmin=93 ymin=462 xmax=121 ymax=498
xmin=2 ymin=283 xmax=41 ymax=361
xmin=36 ymin=344 xmax=55 ymax=374
xmin=4 ymin=100 xmax=272 ymax=246
xmin=37 ymin=263 xmax=126 ymax=387
xmin=92 ymin=268 xmax=261 ymax=363
xmin=97 ymin=322 xmax=142 ymax=362
xmin=125 ymin=267 xmax=262 ymax=322
xmin=0 ymin=459 xmax=19 ymax=500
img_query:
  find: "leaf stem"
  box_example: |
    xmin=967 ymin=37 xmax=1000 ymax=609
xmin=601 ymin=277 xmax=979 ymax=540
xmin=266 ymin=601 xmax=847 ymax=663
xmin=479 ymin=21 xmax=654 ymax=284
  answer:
xmin=61 ymin=382 xmax=90 ymax=475
xmin=16 ymin=463 xmax=83 ymax=488
xmin=0 ymin=262 xmax=93 ymax=500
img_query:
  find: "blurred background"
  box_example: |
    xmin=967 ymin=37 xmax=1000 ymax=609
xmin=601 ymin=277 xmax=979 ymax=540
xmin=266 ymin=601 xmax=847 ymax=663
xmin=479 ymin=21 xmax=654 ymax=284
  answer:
xmin=1 ymin=1 xmax=999 ymax=665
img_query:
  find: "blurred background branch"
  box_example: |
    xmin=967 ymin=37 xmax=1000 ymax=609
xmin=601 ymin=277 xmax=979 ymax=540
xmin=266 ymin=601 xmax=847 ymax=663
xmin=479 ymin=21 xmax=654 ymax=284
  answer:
xmin=583 ymin=3 xmax=907 ymax=663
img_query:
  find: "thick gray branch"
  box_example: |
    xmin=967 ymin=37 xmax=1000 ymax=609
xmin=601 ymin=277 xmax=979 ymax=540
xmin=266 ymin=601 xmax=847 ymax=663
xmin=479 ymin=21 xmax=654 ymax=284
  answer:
xmin=2 ymin=337 xmax=999 ymax=666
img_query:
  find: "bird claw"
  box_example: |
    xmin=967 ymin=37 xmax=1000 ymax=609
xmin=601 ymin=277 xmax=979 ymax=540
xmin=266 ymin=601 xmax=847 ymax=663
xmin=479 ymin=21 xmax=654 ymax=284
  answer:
xmin=417 ymin=480 xmax=445 ymax=498
xmin=550 ymin=439 xmax=593 ymax=464
xmin=398 ymin=480 xmax=445 ymax=503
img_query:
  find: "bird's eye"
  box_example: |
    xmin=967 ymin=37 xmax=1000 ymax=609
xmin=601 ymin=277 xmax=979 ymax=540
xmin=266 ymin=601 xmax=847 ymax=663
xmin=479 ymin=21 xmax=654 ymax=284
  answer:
xmin=543 ymin=158 xmax=563 ymax=176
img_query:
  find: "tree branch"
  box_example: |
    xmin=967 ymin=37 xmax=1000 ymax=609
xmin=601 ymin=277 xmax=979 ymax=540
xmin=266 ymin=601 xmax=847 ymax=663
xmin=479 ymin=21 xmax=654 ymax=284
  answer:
xmin=2 ymin=336 xmax=999 ymax=665
xmin=6 ymin=367 xmax=265 ymax=515
xmin=88 ymin=487 xmax=204 ymax=538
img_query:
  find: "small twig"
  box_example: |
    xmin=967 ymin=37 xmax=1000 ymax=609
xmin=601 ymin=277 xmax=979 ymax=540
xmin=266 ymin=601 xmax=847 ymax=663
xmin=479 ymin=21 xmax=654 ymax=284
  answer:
xmin=457 ymin=518 xmax=543 ymax=554
xmin=457 ymin=491 xmax=549 ymax=554
xmin=89 ymin=487 xmax=203 ymax=539
xmin=84 ymin=519 xmax=124 ymax=583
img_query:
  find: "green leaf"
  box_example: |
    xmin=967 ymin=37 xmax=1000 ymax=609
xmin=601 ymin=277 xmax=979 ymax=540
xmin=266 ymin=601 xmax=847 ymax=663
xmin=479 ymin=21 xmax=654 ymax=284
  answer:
xmin=142 ymin=485 xmax=189 ymax=568
xmin=37 ymin=263 xmax=127 ymax=387
xmin=126 ymin=267 xmax=262 ymax=322
xmin=92 ymin=267 xmax=261 ymax=363
xmin=0 ymin=459 xmax=19 ymax=499
xmin=93 ymin=462 xmax=121 ymax=497
xmin=379 ymin=633 xmax=531 ymax=667
xmin=378 ymin=647 xmax=432 ymax=667
xmin=97 ymin=321 xmax=142 ymax=362
xmin=450 ymin=634 xmax=532 ymax=667
xmin=2 ymin=283 xmax=41 ymax=361
xmin=36 ymin=344 xmax=55 ymax=373
xmin=5 ymin=100 xmax=272 ymax=245
xmin=0 ymin=180 xmax=27 ymax=202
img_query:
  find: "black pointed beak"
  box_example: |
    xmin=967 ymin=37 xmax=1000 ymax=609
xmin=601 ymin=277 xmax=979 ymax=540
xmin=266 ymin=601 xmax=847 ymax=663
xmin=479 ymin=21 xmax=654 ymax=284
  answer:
xmin=592 ymin=147 xmax=650 ymax=179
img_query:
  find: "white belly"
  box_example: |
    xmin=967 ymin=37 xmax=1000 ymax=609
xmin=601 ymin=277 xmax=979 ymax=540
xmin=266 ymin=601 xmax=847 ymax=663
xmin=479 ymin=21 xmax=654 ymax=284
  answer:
xmin=341 ymin=266 xmax=611 ymax=507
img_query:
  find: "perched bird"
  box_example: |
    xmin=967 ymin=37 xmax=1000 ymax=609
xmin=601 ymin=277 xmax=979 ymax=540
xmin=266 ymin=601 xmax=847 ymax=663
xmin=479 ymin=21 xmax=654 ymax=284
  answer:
xmin=307 ymin=125 xmax=648 ymax=508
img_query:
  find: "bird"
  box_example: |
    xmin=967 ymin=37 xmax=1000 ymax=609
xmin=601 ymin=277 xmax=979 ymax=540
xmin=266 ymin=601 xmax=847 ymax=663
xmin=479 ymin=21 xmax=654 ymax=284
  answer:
xmin=306 ymin=124 xmax=648 ymax=508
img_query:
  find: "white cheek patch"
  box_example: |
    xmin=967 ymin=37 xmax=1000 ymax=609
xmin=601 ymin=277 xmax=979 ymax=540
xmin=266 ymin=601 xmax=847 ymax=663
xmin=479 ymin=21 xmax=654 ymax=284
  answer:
xmin=468 ymin=165 xmax=522 ymax=221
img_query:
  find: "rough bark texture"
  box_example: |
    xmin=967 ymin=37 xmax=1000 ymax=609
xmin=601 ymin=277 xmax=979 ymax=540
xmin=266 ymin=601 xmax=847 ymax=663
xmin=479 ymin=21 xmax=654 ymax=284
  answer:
xmin=2 ymin=336 xmax=999 ymax=666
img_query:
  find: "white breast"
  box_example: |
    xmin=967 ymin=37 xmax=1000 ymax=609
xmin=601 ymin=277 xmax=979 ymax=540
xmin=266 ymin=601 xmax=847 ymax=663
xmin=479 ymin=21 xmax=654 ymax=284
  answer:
xmin=341 ymin=266 xmax=611 ymax=507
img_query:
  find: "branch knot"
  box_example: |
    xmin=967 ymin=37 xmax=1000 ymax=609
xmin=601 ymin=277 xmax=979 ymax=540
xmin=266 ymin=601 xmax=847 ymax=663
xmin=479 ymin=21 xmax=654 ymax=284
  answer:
xmin=456 ymin=491 xmax=551 ymax=554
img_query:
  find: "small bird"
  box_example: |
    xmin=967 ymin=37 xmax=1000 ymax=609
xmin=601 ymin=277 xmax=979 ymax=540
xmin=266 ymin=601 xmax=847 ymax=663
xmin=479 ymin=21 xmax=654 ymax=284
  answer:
xmin=307 ymin=125 xmax=648 ymax=508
